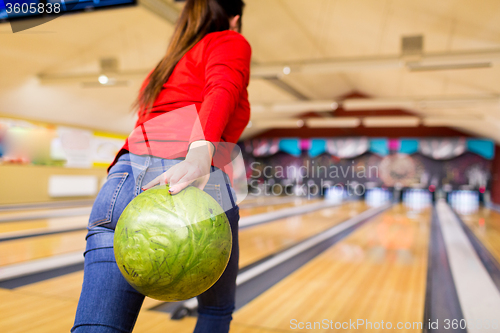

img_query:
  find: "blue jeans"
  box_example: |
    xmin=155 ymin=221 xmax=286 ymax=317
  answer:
xmin=72 ymin=153 xmax=240 ymax=333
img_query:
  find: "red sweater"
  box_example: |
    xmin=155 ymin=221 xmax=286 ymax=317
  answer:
xmin=111 ymin=30 xmax=252 ymax=169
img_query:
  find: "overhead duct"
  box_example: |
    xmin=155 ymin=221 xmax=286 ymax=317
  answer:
xmin=270 ymin=100 xmax=337 ymax=113
xmin=250 ymin=48 xmax=500 ymax=78
xmin=408 ymin=62 xmax=492 ymax=71
xmin=401 ymin=35 xmax=424 ymax=62
xmin=40 ymin=47 xmax=500 ymax=83
xmin=250 ymin=101 xmax=338 ymax=114
xmin=343 ymin=98 xmax=416 ymax=110
xmin=138 ymin=0 xmax=180 ymax=25
xmin=363 ymin=116 xmax=420 ymax=127
xmin=254 ymin=119 xmax=305 ymax=129
xmin=38 ymin=70 xmax=147 ymax=85
xmin=38 ymin=57 xmax=142 ymax=87
xmin=343 ymin=95 xmax=500 ymax=111
xmin=306 ymin=118 xmax=360 ymax=128
xmin=423 ymin=117 xmax=484 ymax=127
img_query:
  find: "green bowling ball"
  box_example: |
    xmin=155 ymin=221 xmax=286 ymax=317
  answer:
xmin=114 ymin=185 xmax=232 ymax=302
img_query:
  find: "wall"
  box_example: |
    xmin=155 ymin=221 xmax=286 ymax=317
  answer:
xmin=0 ymin=164 xmax=107 ymax=205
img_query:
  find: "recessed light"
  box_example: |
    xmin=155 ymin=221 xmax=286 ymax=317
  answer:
xmin=98 ymin=75 xmax=109 ymax=85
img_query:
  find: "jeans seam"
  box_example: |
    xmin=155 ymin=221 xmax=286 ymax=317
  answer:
xmin=88 ymin=172 xmax=129 ymax=229
xmin=135 ymin=156 xmax=151 ymax=196
xmin=71 ymin=324 xmax=130 ymax=333
xmin=107 ymin=172 xmax=127 ymax=180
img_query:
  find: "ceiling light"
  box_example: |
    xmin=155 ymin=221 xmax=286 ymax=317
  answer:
xmin=98 ymin=75 xmax=109 ymax=85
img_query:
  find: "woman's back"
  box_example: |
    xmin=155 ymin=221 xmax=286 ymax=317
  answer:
xmin=128 ymin=30 xmax=252 ymax=160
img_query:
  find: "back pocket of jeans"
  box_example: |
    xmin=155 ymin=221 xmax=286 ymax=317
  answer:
xmin=88 ymin=172 xmax=129 ymax=229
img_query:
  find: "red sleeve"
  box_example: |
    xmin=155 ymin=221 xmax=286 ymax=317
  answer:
xmin=196 ymin=32 xmax=252 ymax=145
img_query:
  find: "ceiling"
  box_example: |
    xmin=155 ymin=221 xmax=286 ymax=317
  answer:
xmin=1 ymin=0 xmax=500 ymax=141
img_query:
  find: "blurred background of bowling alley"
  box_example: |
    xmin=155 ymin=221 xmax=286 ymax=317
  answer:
xmin=2 ymin=1 xmax=500 ymax=331
xmin=0 ymin=115 xmax=494 ymax=213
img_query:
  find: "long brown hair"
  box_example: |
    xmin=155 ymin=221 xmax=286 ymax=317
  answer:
xmin=135 ymin=0 xmax=245 ymax=113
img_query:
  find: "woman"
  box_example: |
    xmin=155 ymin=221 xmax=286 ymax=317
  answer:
xmin=71 ymin=0 xmax=251 ymax=332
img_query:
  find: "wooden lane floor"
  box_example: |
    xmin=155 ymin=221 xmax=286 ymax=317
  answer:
xmin=239 ymin=198 xmax=319 ymax=218
xmin=0 ymin=230 xmax=87 ymax=267
xmin=0 ymin=200 xmax=369 ymax=333
xmin=240 ymin=195 xmax=299 ymax=207
xmin=0 ymin=202 xmax=91 ymax=217
xmin=1 ymin=285 xmax=275 ymax=333
xmin=0 ymin=287 xmax=199 ymax=333
xmin=0 ymin=202 xmax=367 ymax=332
xmin=0 ymin=206 xmax=92 ymax=225
xmin=458 ymin=207 xmax=500 ymax=263
xmin=13 ymin=202 xmax=368 ymax=305
xmin=0 ymin=197 xmax=314 ymax=239
xmin=0 ymin=198 xmax=322 ymax=267
xmin=0 ymin=198 xmax=302 ymax=230
xmin=0 ymin=207 xmax=85 ymax=219
xmin=0 ymin=215 xmax=88 ymax=240
xmin=0 ymin=285 xmax=273 ymax=333
xmin=232 ymin=204 xmax=430 ymax=332
xmin=239 ymin=201 xmax=366 ymax=267
xmin=0 ymin=285 xmax=279 ymax=333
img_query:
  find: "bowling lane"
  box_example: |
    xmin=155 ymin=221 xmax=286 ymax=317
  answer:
xmin=8 ymin=200 xmax=368 ymax=332
xmin=0 ymin=196 xmax=313 ymax=239
xmin=11 ymin=270 xmax=165 ymax=310
xmin=0 ymin=208 xmax=76 ymax=219
xmin=0 ymin=230 xmax=86 ymax=267
xmin=458 ymin=207 xmax=500 ymax=263
xmin=0 ymin=286 xmax=198 ymax=333
xmin=232 ymin=205 xmax=430 ymax=332
xmin=15 ymin=201 xmax=367 ymax=305
xmin=239 ymin=200 xmax=367 ymax=267
xmin=0 ymin=202 xmax=91 ymax=217
xmin=0 ymin=197 xmax=322 ymax=267
xmin=0 ymin=216 xmax=88 ymax=240
xmin=240 ymin=195 xmax=296 ymax=207
xmin=239 ymin=197 xmax=319 ymax=218
xmin=0 ymin=288 xmax=78 ymax=333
